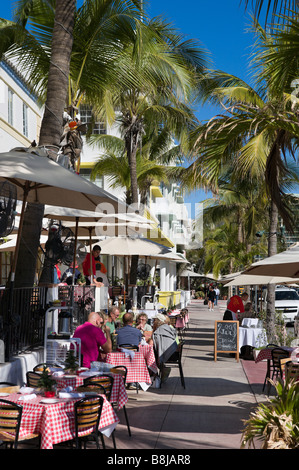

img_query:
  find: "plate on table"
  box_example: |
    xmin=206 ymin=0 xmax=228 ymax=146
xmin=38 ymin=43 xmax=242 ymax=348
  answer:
xmin=40 ymin=398 xmax=59 ymax=404
xmin=0 ymin=392 xmax=10 ymax=397
xmin=64 ymin=375 xmax=77 ymax=379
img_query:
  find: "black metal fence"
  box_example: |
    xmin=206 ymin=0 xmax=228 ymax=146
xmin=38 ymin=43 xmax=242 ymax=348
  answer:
xmin=0 ymin=285 xmax=96 ymax=361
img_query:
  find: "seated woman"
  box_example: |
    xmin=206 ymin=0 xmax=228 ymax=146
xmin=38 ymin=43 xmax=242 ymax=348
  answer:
xmin=135 ymin=313 xmax=152 ymax=343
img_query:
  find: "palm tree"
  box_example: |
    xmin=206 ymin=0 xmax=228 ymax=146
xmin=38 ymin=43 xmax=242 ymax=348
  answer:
xmin=242 ymin=0 xmax=299 ymax=23
xmin=89 ymin=128 xmax=184 ymax=205
xmin=0 ymin=0 xmax=144 ymax=286
xmin=90 ymin=17 xmax=206 ymax=283
xmin=94 ymin=17 xmax=206 ymax=207
xmin=184 ymin=23 xmax=299 ymax=340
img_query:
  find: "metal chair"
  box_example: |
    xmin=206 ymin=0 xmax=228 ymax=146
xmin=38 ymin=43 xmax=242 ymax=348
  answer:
xmin=118 ymin=344 xmax=139 ymax=351
xmin=110 ymin=365 xmax=131 ymax=437
xmin=262 ymin=344 xmax=280 ymax=393
xmin=33 ymin=363 xmax=63 ymax=372
xmin=74 ymin=396 xmax=104 ymax=449
xmin=0 ymin=399 xmax=40 ymax=449
xmin=264 ymin=347 xmax=291 ymax=395
xmin=83 ymin=375 xmax=116 ymax=448
xmin=26 ymin=371 xmax=42 ymax=388
xmin=0 ymin=382 xmax=20 ymax=394
xmin=271 ymin=348 xmax=290 ymax=381
xmin=285 ymin=361 xmax=299 ymax=382
xmin=159 ymin=341 xmax=185 ymax=389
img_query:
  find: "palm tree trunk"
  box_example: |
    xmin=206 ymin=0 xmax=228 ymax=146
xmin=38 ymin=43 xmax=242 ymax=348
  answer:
xmin=125 ymin=117 xmax=141 ymax=285
xmin=265 ymin=199 xmax=278 ymax=342
xmin=15 ymin=0 xmax=76 ymax=288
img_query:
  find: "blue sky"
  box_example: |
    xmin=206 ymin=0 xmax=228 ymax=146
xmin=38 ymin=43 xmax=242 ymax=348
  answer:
xmin=0 ymin=1 xmax=261 ymax=217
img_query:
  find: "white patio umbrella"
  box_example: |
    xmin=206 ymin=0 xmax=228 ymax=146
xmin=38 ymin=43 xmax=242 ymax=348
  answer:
xmin=242 ymin=242 xmax=299 ymax=278
xmin=43 ymin=205 xmax=152 ymax=283
xmin=0 ymin=234 xmax=48 ymax=251
xmin=225 ymin=273 xmax=299 ymax=287
xmin=179 ymin=269 xmax=205 ymax=277
xmin=0 ymin=149 xmax=127 ymax=283
xmin=89 ymin=236 xmax=172 ymax=257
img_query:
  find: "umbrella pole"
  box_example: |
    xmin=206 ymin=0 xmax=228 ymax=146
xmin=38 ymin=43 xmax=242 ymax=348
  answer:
xmin=72 ymin=217 xmax=79 ymax=286
xmin=89 ymin=228 xmax=93 ymax=284
xmin=123 ymin=256 xmax=126 ymax=309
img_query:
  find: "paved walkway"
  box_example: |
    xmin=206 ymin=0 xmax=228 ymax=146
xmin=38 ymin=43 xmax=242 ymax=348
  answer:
xmin=108 ymin=299 xmax=267 ymax=450
xmin=14 ymin=299 xmax=269 ymax=452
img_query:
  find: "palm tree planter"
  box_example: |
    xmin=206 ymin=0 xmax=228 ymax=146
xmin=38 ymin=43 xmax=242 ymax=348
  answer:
xmin=241 ymin=377 xmax=299 ymax=449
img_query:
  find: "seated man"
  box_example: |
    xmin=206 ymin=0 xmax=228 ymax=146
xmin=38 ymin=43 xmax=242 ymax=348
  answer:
xmin=116 ymin=312 xmax=142 ymax=348
xmin=73 ymin=311 xmax=112 ymax=368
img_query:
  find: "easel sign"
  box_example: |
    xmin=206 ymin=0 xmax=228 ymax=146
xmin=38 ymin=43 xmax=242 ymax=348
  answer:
xmin=214 ymin=320 xmax=239 ymax=362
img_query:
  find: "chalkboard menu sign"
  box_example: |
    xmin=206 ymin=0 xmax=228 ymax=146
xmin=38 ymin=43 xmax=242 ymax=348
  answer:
xmin=214 ymin=321 xmax=239 ymax=361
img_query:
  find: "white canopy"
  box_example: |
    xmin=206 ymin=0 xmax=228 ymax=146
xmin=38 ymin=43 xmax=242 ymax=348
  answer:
xmin=89 ymin=236 xmax=171 ymax=257
xmin=225 ymin=273 xmax=299 ymax=287
xmin=242 ymin=243 xmax=299 ymax=278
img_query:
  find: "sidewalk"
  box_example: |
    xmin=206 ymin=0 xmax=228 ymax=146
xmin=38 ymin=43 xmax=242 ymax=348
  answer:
xmin=15 ymin=299 xmax=268 ymax=452
xmin=107 ymin=299 xmax=267 ymax=450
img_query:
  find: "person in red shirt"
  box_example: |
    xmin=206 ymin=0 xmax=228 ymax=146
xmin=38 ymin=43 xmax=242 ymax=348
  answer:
xmin=82 ymin=244 xmax=107 ymax=285
xmin=227 ymin=292 xmax=249 ymax=314
xmin=73 ymin=311 xmax=112 ymax=368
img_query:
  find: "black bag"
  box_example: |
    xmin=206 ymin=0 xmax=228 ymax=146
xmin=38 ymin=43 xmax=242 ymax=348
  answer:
xmin=203 ymin=298 xmax=208 ymax=305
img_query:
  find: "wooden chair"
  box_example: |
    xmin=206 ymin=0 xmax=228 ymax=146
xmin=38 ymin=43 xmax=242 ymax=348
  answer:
xmin=263 ymin=347 xmax=291 ymax=395
xmin=285 ymin=361 xmax=299 ymax=382
xmin=83 ymin=375 xmax=116 ymax=448
xmin=26 ymin=371 xmax=42 ymax=388
xmin=271 ymin=348 xmax=290 ymax=381
xmin=0 ymin=382 xmax=20 ymax=394
xmin=118 ymin=344 xmax=139 ymax=351
xmin=0 ymin=399 xmax=40 ymax=449
xmin=110 ymin=366 xmax=131 ymax=437
xmin=74 ymin=396 xmax=104 ymax=449
xmin=262 ymin=344 xmax=280 ymax=393
xmin=159 ymin=341 xmax=185 ymax=389
xmin=33 ymin=363 xmax=63 ymax=372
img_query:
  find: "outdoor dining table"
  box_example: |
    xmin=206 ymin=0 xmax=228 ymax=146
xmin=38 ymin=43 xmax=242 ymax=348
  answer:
xmin=254 ymin=345 xmax=296 ymax=363
xmin=104 ymin=344 xmax=157 ymax=390
xmin=168 ymin=310 xmax=187 ymax=329
xmin=254 ymin=345 xmax=298 ymax=391
xmin=53 ymin=371 xmax=128 ymax=410
xmin=239 ymin=326 xmax=268 ymax=351
xmin=4 ymin=391 xmax=119 ymax=449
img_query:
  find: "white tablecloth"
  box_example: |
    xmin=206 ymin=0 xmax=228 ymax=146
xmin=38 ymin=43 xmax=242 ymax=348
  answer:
xmin=239 ymin=327 xmax=267 ymax=350
xmin=241 ymin=318 xmax=259 ymax=328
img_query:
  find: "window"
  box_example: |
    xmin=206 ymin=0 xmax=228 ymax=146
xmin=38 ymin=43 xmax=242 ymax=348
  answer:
xmin=8 ymin=88 xmax=13 ymax=125
xmin=23 ymin=102 xmax=28 ymax=137
xmin=79 ymin=104 xmax=106 ymax=135
xmin=80 ymin=168 xmax=103 ymax=188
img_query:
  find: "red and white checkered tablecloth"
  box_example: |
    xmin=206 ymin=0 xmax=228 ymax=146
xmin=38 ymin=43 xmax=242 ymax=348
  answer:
xmin=105 ymin=346 xmax=157 ymax=385
xmin=6 ymin=392 xmax=119 ymax=449
xmin=54 ymin=373 xmax=127 ymax=410
xmin=139 ymin=344 xmax=158 ymax=373
xmin=255 ymin=346 xmax=294 ymax=363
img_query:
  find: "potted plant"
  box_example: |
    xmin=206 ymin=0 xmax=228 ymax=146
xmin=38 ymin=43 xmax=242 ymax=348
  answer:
xmin=241 ymin=377 xmax=299 ymax=449
xmin=64 ymin=350 xmax=79 ymax=374
xmin=38 ymin=367 xmax=57 ymax=397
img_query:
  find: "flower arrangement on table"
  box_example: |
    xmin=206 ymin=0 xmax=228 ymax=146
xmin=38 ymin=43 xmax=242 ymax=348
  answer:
xmin=38 ymin=367 xmax=57 ymax=397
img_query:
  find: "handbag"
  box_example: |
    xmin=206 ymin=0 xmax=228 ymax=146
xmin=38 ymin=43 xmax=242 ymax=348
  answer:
xmin=203 ymin=298 xmax=208 ymax=305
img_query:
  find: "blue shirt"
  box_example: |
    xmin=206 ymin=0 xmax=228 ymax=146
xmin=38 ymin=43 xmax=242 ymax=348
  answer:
xmin=116 ymin=325 xmax=142 ymax=347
